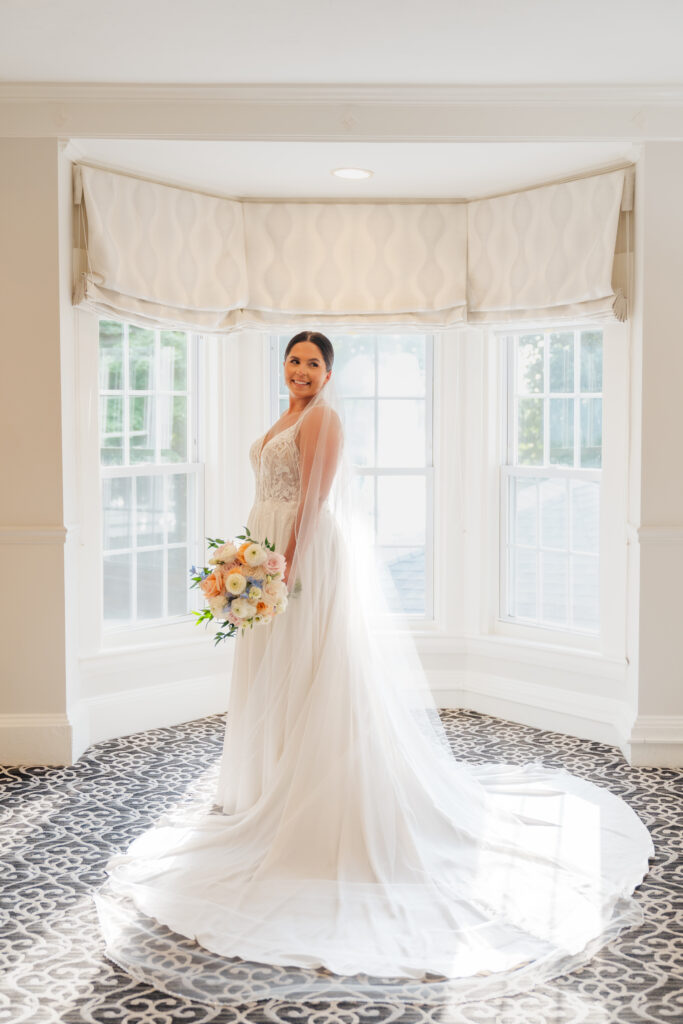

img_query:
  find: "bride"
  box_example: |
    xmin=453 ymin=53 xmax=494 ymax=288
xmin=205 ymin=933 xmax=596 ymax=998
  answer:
xmin=94 ymin=330 xmax=655 ymax=1007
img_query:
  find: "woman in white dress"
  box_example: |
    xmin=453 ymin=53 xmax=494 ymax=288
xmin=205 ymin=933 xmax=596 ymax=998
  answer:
xmin=94 ymin=331 xmax=655 ymax=1007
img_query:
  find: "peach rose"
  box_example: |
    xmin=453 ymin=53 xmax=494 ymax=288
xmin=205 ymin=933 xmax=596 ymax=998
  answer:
xmin=200 ymin=569 xmax=225 ymax=599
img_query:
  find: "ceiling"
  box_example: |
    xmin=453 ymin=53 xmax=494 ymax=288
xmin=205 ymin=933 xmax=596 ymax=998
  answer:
xmin=64 ymin=139 xmax=640 ymax=200
xmin=2 ymin=0 xmax=682 ymax=86
xmin=8 ymin=0 xmax=674 ymax=198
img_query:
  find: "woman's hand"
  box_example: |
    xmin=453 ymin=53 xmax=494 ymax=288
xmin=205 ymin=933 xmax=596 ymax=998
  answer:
xmin=282 ymin=544 xmax=295 ymax=591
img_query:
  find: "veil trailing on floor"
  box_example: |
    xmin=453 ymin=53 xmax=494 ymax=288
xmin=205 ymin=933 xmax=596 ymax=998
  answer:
xmin=93 ymin=371 xmax=653 ymax=1008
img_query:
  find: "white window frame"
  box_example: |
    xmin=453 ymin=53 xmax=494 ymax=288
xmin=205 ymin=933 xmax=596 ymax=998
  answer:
xmin=100 ymin=323 xmax=204 ymax=632
xmin=75 ymin=310 xmax=208 ymax=653
xmin=490 ymin=321 xmax=630 ymax=657
xmin=269 ymin=333 xmax=435 ymax=626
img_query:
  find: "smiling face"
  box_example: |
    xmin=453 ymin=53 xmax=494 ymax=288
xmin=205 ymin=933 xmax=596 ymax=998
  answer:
xmin=284 ymin=341 xmax=332 ymax=402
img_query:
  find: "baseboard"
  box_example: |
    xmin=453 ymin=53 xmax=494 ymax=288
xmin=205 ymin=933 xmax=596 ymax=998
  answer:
xmin=625 ymin=715 xmax=683 ymax=767
xmin=8 ymin=674 xmax=676 ymax=770
xmin=70 ymin=674 xmax=229 ymax=761
xmin=428 ymin=668 xmax=634 ymax=758
xmin=0 ymin=713 xmax=73 ymax=766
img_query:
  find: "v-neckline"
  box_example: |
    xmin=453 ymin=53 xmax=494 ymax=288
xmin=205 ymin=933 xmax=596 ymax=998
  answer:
xmin=257 ymin=419 xmax=300 ymax=466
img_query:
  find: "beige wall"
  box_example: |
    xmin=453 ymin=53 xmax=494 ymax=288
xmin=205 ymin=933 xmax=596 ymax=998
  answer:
xmin=631 ymin=143 xmax=683 ymax=740
xmin=0 ymin=138 xmax=72 ymax=759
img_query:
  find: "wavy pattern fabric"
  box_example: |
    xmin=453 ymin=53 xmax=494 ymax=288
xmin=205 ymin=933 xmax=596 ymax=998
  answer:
xmin=467 ymin=169 xmax=627 ymax=324
xmin=243 ymin=201 xmax=467 ymax=316
xmin=72 ymin=162 xmax=630 ymax=331
xmin=75 ymin=164 xmax=248 ymax=325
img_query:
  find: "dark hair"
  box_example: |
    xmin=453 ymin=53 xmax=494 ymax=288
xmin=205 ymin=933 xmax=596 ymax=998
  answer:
xmin=284 ymin=331 xmax=334 ymax=373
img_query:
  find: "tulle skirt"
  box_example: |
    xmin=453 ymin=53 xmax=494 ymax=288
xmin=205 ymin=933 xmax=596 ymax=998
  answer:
xmin=93 ymin=497 xmax=654 ymax=1006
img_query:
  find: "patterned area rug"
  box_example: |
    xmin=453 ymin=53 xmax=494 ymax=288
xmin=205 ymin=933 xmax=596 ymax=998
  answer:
xmin=1 ymin=709 xmax=681 ymax=1024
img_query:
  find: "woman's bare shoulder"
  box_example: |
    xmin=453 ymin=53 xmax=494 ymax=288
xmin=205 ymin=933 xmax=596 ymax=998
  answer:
xmin=299 ymin=403 xmax=342 ymax=440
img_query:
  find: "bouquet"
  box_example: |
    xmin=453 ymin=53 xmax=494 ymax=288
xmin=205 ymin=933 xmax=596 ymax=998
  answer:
xmin=189 ymin=527 xmax=289 ymax=644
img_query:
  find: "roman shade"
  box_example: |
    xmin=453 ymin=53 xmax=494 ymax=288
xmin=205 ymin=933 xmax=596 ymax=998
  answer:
xmin=467 ymin=168 xmax=629 ymax=324
xmin=73 ymin=162 xmax=632 ymax=332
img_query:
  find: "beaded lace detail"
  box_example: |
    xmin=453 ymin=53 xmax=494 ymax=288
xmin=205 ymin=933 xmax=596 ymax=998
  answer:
xmin=249 ymin=423 xmax=300 ymax=504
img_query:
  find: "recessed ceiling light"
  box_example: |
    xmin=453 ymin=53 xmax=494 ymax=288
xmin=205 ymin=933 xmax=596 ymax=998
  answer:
xmin=331 ymin=167 xmax=374 ymax=180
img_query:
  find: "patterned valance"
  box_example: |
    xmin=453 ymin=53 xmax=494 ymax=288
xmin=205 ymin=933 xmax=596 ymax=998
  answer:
xmin=73 ymin=162 xmax=632 ymax=332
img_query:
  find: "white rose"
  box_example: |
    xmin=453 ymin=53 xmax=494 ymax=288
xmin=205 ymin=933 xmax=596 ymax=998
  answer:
xmin=274 ymin=595 xmax=288 ymax=614
xmin=208 ymin=595 xmax=228 ymax=618
xmin=231 ymin=597 xmax=256 ymax=619
xmin=208 ymin=541 xmax=238 ymax=564
xmin=243 ymin=543 xmax=268 ymax=567
xmin=226 ymin=572 xmax=247 ymax=595
xmin=264 ymin=581 xmax=283 ymax=599
xmin=247 ymin=585 xmax=262 ymax=601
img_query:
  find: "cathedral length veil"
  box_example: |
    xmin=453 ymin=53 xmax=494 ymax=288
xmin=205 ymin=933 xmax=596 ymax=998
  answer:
xmin=93 ymin=370 xmax=654 ymax=1008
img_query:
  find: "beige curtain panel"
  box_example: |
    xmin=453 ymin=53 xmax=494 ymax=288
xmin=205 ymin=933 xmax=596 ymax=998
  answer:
xmin=72 ymin=162 xmax=632 ymax=333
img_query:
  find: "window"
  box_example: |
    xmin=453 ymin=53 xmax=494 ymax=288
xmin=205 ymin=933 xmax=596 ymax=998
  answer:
xmin=98 ymin=320 xmax=203 ymax=628
xmin=500 ymin=328 xmax=602 ymax=635
xmin=272 ymin=334 xmax=433 ymax=618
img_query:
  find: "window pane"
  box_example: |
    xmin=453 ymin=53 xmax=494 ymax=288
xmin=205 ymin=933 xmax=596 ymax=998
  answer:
xmin=129 ymin=326 xmax=155 ymax=390
xmin=377 ymin=547 xmax=425 ymax=615
xmin=136 ymin=475 xmax=164 ymax=547
xmin=99 ymin=321 xmax=123 ymax=391
xmin=541 ymin=551 xmax=568 ymax=624
xmin=160 ymin=331 xmax=188 ymax=391
xmin=167 ymin=473 xmax=188 ymax=545
xmin=168 ymin=546 xmax=189 ymax=616
xmin=377 ymin=399 xmax=425 ymax=467
xmin=512 ymin=547 xmax=537 ymax=618
xmin=99 ymin=321 xmax=196 ymax=630
xmin=102 ymin=477 xmax=132 ymax=551
xmin=539 ymin=477 xmax=568 ymax=550
xmin=103 ymin=552 xmax=132 ymax=622
xmin=137 ymin=549 xmax=164 ymax=620
xmin=571 ymin=554 xmax=599 ymax=631
xmin=580 ymin=397 xmax=602 ymax=468
xmin=549 ymin=332 xmax=574 ymax=392
xmin=275 ymin=333 xmax=431 ymax=620
xmin=160 ymin=395 xmax=188 ymax=463
xmin=505 ymin=329 xmax=602 ymax=636
xmin=512 ymin=477 xmax=537 ymax=546
xmin=129 ymin=396 xmax=156 ymax=463
xmin=377 ymin=476 xmax=425 ymax=545
xmin=516 ymin=334 xmax=544 ymax=393
xmin=333 ymin=336 xmax=375 ymax=397
xmin=580 ymin=331 xmax=603 ymax=392
xmin=99 ymin=396 xmax=124 ymax=466
xmin=549 ymin=398 xmax=574 ymax=465
xmin=571 ymin=479 xmax=600 ymax=554
xmin=344 ymin=398 xmax=375 ymax=467
xmin=351 ymin=472 xmax=375 ymax=543
xmin=378 ymin=336 xmax=425 ymax=396
xmin=517 ymin=398 xmax=543 ymax=465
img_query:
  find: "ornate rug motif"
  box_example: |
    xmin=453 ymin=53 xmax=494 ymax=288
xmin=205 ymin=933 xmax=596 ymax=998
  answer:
xmin=1 ymin=709 xmax=681 ymax=1023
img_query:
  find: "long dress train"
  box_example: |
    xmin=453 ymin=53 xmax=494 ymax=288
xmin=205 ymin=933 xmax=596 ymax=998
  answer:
xmin=93 ymin=419 xmax=655 ymax=1006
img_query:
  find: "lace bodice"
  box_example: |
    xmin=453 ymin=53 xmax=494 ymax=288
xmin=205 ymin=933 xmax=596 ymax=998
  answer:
xmin=249 ymin=423 xmax=300 ymax=504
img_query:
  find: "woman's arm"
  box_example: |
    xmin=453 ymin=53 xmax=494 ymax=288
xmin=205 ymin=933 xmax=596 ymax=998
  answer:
xmin=283 ymin=405 xmax=343 ymax=586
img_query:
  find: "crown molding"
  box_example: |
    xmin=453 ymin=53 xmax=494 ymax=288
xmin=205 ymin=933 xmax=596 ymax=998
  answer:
xmin=2 ymin=82 xmax=683 ymax=105
xmin=1 ymin=81 xmax=682 ymax=141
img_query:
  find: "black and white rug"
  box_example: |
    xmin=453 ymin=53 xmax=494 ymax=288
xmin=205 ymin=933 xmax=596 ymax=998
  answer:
xmin=1 ymin=709 xmax=681 ymax=1023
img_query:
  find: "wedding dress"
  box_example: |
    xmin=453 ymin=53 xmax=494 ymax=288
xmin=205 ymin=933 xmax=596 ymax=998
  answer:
xmin=94 ymin=377 xmax=654 ymax=1008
